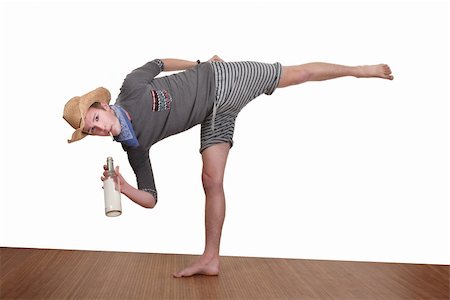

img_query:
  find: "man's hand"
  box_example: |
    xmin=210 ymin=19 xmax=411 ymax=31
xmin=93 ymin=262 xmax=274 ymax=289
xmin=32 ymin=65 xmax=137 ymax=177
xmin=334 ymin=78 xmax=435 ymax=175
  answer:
xmin=102 ymin=165 xmax=127 ymax=193
xmin=208 ymin=55 xmax=223 ymax=62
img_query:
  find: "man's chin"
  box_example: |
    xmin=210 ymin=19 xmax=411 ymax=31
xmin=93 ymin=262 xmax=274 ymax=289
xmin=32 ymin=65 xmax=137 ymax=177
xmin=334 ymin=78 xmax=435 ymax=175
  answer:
xmin=110 ymin=130 xmax=120 ymax=137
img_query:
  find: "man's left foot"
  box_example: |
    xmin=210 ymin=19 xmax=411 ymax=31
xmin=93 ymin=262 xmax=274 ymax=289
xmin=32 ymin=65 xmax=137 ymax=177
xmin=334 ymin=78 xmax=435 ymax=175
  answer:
xmin=357 ymin=64 xmax=394 ymax=80
xmin=173 ymin=255 xmax=219 ymax=278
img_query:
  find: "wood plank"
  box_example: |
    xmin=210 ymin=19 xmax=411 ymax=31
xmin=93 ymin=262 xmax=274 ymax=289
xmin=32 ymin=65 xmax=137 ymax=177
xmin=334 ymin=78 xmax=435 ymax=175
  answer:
xmin=1 ymin=247 xmax=448 ymax=299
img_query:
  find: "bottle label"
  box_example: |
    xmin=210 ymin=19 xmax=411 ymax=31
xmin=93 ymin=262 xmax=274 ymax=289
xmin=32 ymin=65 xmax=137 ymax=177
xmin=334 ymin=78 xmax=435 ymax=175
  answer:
xmin=104 ymin=178 xmax=122 ymax=217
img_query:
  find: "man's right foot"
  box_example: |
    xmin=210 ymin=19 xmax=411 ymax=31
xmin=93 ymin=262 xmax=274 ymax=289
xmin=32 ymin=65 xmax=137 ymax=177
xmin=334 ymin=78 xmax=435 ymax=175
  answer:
xmin=173 ymin=255 xmax=220 ymax=278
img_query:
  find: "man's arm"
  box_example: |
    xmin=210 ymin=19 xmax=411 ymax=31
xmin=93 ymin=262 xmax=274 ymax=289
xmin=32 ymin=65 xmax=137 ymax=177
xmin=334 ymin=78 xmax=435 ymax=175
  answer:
xmin=161 ymin=59 xmax=199 ymax=72
xmin=161 ymin=55 xmax=223 ymax=72
xmin=102 ymin=165 xmax=156 ymax=208
xmin=119 ymin=173 xmax=156 ymax=208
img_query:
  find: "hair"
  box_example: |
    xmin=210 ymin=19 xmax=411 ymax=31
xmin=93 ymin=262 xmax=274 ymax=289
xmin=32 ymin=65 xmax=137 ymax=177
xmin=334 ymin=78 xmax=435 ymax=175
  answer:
xmin=90 ymin=102 xmax=103 ymax=109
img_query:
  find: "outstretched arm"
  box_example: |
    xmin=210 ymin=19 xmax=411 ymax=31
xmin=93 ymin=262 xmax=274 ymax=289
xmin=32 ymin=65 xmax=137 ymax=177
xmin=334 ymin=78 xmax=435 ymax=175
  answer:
xmin=161 ymin=55 xmax=223 ymax=72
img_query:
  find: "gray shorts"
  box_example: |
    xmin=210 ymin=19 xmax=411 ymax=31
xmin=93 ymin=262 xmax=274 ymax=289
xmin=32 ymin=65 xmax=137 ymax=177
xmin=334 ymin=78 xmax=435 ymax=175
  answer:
xmin=200 ymin=61 xmax=282 ymax=153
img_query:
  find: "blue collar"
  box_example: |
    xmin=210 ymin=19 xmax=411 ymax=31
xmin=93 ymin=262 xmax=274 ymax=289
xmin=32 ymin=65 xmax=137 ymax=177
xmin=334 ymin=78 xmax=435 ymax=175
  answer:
xmin=110 ymin=105 xmax=139 ymax=149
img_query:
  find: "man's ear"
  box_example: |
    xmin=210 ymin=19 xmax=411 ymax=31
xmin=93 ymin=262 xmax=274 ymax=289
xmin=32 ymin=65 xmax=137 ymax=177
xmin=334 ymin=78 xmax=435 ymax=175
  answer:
xmin=100 ymin=102 xmax=110 ymax=110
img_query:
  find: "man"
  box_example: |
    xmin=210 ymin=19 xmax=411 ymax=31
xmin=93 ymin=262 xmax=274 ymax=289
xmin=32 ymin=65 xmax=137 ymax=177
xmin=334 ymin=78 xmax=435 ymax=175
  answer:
xmin=63 ymin=55 xmax=393 ymax=277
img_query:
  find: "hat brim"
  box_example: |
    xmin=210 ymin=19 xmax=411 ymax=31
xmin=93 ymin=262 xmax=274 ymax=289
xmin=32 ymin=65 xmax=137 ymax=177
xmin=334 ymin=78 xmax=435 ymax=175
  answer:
xmin=68 ymin=128 xmax=88 ymax=143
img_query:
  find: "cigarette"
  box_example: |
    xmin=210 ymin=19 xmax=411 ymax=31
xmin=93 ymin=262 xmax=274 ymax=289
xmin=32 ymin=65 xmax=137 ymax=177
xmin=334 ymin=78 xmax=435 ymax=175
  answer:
xmin=109 ymin=132 xmax=114 ymax=140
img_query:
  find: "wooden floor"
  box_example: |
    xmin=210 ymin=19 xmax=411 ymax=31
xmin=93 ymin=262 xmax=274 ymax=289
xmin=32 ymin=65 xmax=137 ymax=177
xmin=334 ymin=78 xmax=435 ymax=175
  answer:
xmin=1 ymin=247 xmax=448 ymax=299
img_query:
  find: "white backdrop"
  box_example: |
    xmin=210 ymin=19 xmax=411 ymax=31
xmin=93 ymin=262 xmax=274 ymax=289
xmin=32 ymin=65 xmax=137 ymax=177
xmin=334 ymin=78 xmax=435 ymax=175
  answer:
xmin=1 ymin=0 xmax=449 ymax=265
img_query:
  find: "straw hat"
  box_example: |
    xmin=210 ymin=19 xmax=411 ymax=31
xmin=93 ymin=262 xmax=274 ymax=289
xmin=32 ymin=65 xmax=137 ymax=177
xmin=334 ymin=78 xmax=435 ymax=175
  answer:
xmin=63 ymin=87 xmax=111 ymax=143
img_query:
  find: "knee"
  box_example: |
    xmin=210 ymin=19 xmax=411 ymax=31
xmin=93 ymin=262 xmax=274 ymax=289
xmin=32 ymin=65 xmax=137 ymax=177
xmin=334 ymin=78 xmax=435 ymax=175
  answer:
xmin=297 ymin=69 xmax=312 ymax=84
xmin=279 ymin=67 xmax=311 ymax=88
xmin=202 ymin=171 xmax=224 ymax=194
xmin=290 ymin=68 xmax=311 ymax=85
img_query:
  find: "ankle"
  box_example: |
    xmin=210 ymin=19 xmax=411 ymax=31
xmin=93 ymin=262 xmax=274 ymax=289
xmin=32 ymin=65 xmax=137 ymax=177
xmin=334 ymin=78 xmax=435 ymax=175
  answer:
xmin=201 ymin=252 xmax=219 ymax=262
xmin=353 ymin=66 xmax=364 ymax=78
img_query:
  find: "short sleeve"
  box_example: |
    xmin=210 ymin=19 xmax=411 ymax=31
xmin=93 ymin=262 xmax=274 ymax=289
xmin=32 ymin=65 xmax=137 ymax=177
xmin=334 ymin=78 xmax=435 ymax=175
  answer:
xmin=152 ymin=59 xmax=165 ymax=72
xmin=126 ymin=146 xmax=158 ymax=202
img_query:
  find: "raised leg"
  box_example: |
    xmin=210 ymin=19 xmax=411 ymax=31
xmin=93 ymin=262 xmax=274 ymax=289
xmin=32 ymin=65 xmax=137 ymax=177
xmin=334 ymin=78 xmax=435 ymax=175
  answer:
xmin=278 ymin=62 xmax=394 ymax=88
xmin=173 ymin=142 xmax=230 ymax=278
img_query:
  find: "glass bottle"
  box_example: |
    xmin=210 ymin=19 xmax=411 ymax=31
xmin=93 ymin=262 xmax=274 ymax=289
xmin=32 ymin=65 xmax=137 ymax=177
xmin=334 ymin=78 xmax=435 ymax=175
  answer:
xmin=103 ymin=157 xmax=122 ymax=217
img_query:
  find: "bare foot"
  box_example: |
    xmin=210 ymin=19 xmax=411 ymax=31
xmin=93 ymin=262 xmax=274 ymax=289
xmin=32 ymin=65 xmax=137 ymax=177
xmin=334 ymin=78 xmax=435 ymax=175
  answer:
xmin=357 ymin=64 xmax=394 ymax=80
xmin=173 ymin=255 xmax=219 ymax=278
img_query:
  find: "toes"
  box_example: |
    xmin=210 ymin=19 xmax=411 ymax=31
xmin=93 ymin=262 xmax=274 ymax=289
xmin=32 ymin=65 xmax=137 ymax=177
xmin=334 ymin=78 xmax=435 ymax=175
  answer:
xmin=173 ymin=269 xmax=192 ymax=278
xmin=173 ymin=266 xmax=197 ymax=278
xmin=384 ymin=73 xmax=394 ymax=80
xmin=173 ymin=271 xmax=188 ymax=278
xmin=380 ymin=64 xmax=393 ymax=80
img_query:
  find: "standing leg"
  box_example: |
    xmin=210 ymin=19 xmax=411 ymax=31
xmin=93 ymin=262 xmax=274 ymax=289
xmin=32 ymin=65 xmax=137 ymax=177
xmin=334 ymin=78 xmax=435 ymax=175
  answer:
xmin=278 ymin=62 xmax=394 ymax=88
xmin=173 ymin=142 xmax=230 ymax=278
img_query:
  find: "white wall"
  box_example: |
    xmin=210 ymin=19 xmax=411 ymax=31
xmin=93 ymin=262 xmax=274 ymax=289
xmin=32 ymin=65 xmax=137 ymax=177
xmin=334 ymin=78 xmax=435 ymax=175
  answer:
xmin=1 ymin=0 xmax=448 ymax=265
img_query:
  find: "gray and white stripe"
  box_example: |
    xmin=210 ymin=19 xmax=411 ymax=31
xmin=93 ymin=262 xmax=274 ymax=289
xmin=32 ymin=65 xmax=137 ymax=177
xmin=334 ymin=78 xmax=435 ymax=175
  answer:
xmin=200 ymin=61 xmax=281 ymax=153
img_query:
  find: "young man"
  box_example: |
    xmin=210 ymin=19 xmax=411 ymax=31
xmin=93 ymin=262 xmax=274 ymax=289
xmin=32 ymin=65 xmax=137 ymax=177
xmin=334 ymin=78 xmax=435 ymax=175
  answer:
xmin=63 ymin=55 xmax=393 ymax=277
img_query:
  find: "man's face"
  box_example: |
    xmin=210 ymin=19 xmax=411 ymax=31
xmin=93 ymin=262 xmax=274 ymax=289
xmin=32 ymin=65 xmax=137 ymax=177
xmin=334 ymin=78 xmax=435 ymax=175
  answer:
xmin=82 ymin=102 xmax=121 ymax=137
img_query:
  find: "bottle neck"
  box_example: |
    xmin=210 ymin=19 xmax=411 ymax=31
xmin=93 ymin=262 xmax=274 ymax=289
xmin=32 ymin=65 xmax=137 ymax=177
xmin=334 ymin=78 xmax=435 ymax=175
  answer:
xmin=107 ymin=157 xmax=115 ymax=177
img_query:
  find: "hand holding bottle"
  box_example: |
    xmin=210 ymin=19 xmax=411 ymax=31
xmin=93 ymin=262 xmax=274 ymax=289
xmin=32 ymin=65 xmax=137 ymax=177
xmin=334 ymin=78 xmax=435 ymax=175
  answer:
xmin=100 ymin=161 xmax=156 ymax=209
xmin=101 ymin=165 xmax=127 ymax=192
